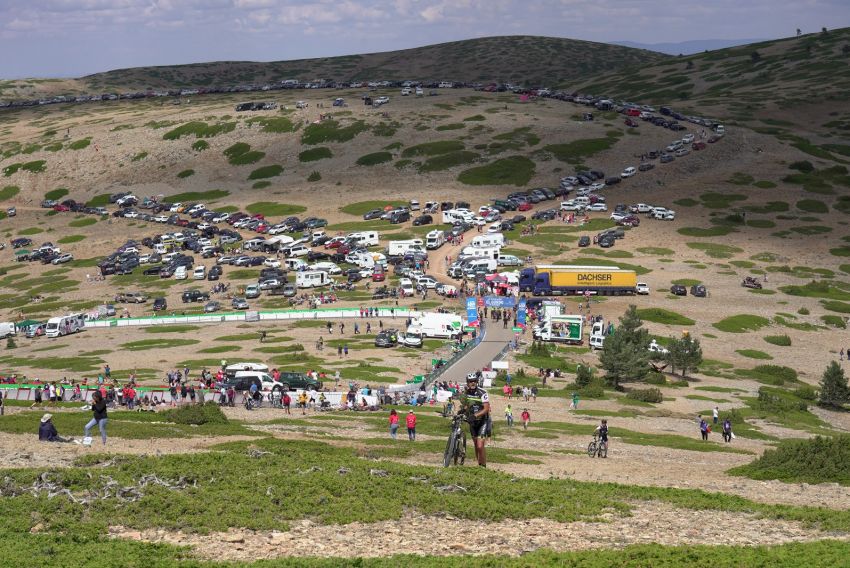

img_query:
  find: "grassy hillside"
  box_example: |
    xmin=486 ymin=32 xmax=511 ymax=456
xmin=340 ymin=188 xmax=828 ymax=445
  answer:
xmin=1 ymin=36 xmax=668 ymax=100
xmin=577 ymin=27 xmax=850 ymax=116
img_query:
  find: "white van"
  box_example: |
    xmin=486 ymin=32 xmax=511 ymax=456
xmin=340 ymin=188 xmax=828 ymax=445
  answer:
xmin=193 ymin=266 xmax=206 ymax=280
xmin=296 ymin=270 xmax=330 ymax=288
xmin=399 ymin=278 xmax=415 ymax=297
xmin=348 ymin=231 xmax=379 ymax=247
xmin=574 ymin=196 xmax=590 ymax=207
xmin=589 ymin=334 xmax=605 ymax=350
xmin=285 ymin=244 xmax=310 ymax=257
xmin=463 ymin=258 xmax=497 ymax=276
xmin=174 ymin=266 xmax=187 ymax=280
xmin=284 ymin=258 xmax=308 ymax=271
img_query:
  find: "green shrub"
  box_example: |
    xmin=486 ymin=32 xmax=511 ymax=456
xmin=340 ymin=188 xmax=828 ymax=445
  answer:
xmin=176 ymin=169 xmax=194 ymax=178
xmin=789 ymin=160 xmax=814 ymax=172
xmin=307 ymin=171 xmax=321 ymax=182
xmin=401 ymin=140 xmax=465 ymax=158
xmin=162 ymin=402 xmax=228 ymax=425
xmin=713 ymin=314 xmax=770 ymax=333
xmin=458 ymin=156 xmax=535 ymax=186
xmin=356 ymin=152 xmax=393 ymax=166
xmin=419 ymin=151 xmax=479 ymax=172
xmin=794 ymin=385 xmax=818 ymax=401
xmin=299 ymin=147 xmax=333 ymax=162
xmin=191 ymin=140 xmax=209 ymax=152
xmin=821 ymin=315 xmax=847 ymax=328
xmin=68 ymin=138 xmax=91 ymax=150
xmin=44 ymin=188 xmax=69 ymax=201
xmin=645 ymin=372 xmax=667 ymax=386
xmin=626 ymin=388 xmax=663 ymax=403
xmin=248 ymin=165 xmax=283 ymax=180
xmin=763 ymin=334 xmax=792 ymax=346
xmin=163 ymin=121 xmax=235 ymax=140
xmin=301 ymin=120 xmax=367 ymax=144
xmin=738 ymin=365 xmax=798 ymax=386
xmin=756 ymin=387 xmax=808 ymax=412
xmin=729 ymin=435 xmax=850 ymax=485
xmin=0 ymin=185 xmax=20 ymax=201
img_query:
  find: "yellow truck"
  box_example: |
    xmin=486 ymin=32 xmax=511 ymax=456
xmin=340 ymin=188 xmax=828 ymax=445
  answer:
xmin=519 ymin=265 xmax=637 ymax=295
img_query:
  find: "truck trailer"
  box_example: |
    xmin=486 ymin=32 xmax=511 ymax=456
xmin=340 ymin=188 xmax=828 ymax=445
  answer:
xmin=519 ymin=265 xmax=637 ymax=296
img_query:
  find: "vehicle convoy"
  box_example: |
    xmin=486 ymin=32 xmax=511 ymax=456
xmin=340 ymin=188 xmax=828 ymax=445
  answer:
xmin=519 ymin=265 xmax=638 ymax=296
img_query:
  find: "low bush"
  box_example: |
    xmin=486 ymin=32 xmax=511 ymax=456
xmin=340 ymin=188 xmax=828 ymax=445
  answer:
xmin=763 ymin=334 xmax=792 ymax=346
xmin=307 ymin=171 xmax=321 ymax=182
xmin=626 ymin=388 xmax=663 ymax=403
xmin=756 ymin=387 xmax=808 ymax=412
xmin=794 ymin=385 xmax=818 ymax=401
xmin=162 ymin=402 xmax=229 ymax=425
xmin=356 ymin=152 xmax=393 ymax=166
xmin=729 ymin=435 xmax=850 ymax=485
xmin=299 ymin=147 xmax=332 ymax=162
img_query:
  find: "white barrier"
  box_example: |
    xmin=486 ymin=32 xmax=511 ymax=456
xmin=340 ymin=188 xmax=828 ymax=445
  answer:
xmin=83 ymin=308 xmax=419 ymax=329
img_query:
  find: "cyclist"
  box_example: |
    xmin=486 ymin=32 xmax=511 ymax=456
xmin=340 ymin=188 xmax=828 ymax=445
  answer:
xmin=461 ymin=373 xmax=491 ymax=467
xmin=594 ymin=419 xmax=609 ymax=457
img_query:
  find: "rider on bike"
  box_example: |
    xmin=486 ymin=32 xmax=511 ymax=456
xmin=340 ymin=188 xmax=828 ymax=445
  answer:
xmin=595 ymin=419 xmax=609 ymax=456
xmin=248 ymin=382 xmax=260 ymax=406
xmin=461 ymin=373 xmax=491 ymax=467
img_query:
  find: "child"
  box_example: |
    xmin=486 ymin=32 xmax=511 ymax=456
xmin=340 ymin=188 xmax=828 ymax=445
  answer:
xmin=521 ymin=408 xmax=531 ymax=430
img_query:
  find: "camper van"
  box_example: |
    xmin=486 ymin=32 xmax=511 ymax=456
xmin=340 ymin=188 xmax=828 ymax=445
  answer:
xmin=284 ymin=258 xmax=308 ymax=271
xmin=296 ymin=270 xmax=331 ymax=288
xmin=388 ymin=239 xmax=424 ymax=257
xmin=471 ymin=233 xmax=505 ymax=248
xmin=347 ymin=231 xmax=379 ymax=247
xmin=463 ymin=258 xmax=497 ymax=277
xmin=458 ymin=246 xmax=500 ymax=261
xmin=407 ymin=313 xmax=463 ymax=339
xmin=442 ymin=209 xmax=474 ymax=225
xmin=425 ymin=230 xmax=445 ymax=250
xmin=45 ymin=314 xmax=86 ymax=338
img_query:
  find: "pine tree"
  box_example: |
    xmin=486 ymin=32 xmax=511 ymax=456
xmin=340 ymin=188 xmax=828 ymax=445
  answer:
xmin=599 ymin=305 xmax=650 ymax=389
xmin=665 ymin=334 xmax=703 ymax=378
xmin=819 ymin=361 xmax=849 ymax=408
xmin=575 ymin=364 xmax=594 ymax=388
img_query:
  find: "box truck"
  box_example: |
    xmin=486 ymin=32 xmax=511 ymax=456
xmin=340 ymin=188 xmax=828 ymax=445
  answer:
xmin=407 ymin=313 xmax=463 ymax=339
xmin=535 ymin=314 xmax=584 ymax=344
xmin=519 ymin=265 xmax=637 ymax=296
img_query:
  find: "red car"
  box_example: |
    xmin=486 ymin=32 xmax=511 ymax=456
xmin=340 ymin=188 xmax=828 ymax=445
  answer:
xmin=517 ymin=202 xmax=532 ymax=212
xmin=255 ymin=224 xmax=269 ymax=233
xmin=372 ymin=271 xmax=385 ymax=282
xmin=617 ymin=215 xmax=641 ymax=227
xmin=692 ymin=141 xmax=707 ymax=150
xmin=624 ymin=118 xmax=638 ymax=127
xmin=251 ymin=213 xmax=265 ymax=220
xmin=175 ymin=218 xmax=189 ymax=227
xmin=53 ymin=204 xmax=70 ymax=212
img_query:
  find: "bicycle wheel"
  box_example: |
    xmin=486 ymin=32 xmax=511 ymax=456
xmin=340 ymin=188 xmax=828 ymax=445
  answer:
xmin=443 ymin=430 xmax=457 ymax=467
xmin=587 ymin=441 xmax=597 ymax=457
xmin=454 ymin=431 xmax=466 ymax=465
xmin=598 ymin=441 xmax=608 ymax=458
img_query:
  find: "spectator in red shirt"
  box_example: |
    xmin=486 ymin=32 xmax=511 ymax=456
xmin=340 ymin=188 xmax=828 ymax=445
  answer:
xmin=389 ymin=409 xmax=399 ymax=439
xmin=406 ymin=410 xmax=417 ymax=441
xmin=521 ymin=408 xmax=531 ymax=430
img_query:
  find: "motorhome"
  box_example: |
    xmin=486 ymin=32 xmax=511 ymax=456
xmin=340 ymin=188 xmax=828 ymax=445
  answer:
xmin=45 ymin=313 xmax=86 ymax=338
xmin=442 ymin=209 xmax=474 ymax=225
xmin=425 ymin=230 xmax=445 ymax=250
xmin=296 ymin=270 xmax=331 ymax=288
xmin=458 ymin=246 xmax=500 ymax=261
xmin=387 ymin=239 xmax=424 ymax=257
xmin=471 ymin=233 xmax=505 ymax=248
xmin=0 ymin=322 xmax=17 ymax=339
xmin=407 ymin=313 xmax=463 ymax=339
xmin=347 ymin=231 xmax=379 ymax=247
xmin=284 ymin=258 xmax=308 ymax=271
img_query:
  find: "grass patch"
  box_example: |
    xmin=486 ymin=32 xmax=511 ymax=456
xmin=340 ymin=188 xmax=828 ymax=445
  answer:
xmin=245 ymin=116 xmax=297 ymax=133
xmin=67 ymin=138 xmax=91 ymax=150
xmin=176 ymin=169 xmax=195 ymax=178
xmin=780 ymin=281 xmax=850 ymax=301
xmin=0 ymin=185 xmax=20 ymax=200
xmin=764 ymin=334 xmax=792 ymax=346
xmin=713 ymin=315 xmax=771 ymax=333
xmin=636 ymin=247 xmax=674 ymax=256
xmin=736 ymin=349 xmax=773 ymax=360
xmin=301 ymin=120 xmax=368 ymax=144
xmin=635 ymin=308 xmax=695 ymax=326
xmin=340 ymin=200 xmax=406 ymax=216
xmin=821 ymin=315 xmax=846 ymax=328
xmin=17 ymin=227 xmax=43 ymax=235
xmin=673 ymin=198 xmax=699 ymax=207
xmin=242 ymin=202 xmax=306 ymax=216
xmin=299 ymin=147 xmax=333 ymax=162
xmin=821 ymin=300 xmax=850 ymax=313
xmin=143 ymin=325 xmax=200 ymax=333
xmin=543 ymin=137 xmax=617 ymax=163
xmin=224 ymin=142 xmax=265 ymax=165
xmin=248 ymin=165 xmax=283 ymax=180
xmin=700 ymin=192 xmax=747 ymax=208
xmin=685 ymin=242 xmax=743 ymax=258
xmin=458 ymin=156 xmax=535 ymax=186
xmin=68 ymin=217 xmax=97 ymax=227
xmin=401 ymin=140 xmax=464 ymax=158
xmin=356 ymin=152 xmax=393 ymax=166
xmin=678 ymin=227 xmax=736 ymax=237
xmin=44 ymin=188 xmax=68 ymax=201
xmin=57 ymin=235 xmax=86 ymax=244
xmin=162 ymin=121 xmax=235 ymax=140
xmin=419 ymin=151 xmax=479 ymax=172
xmin=435 ymin=123 xmax=465 ymax=131
xmin=797 ymin=199 xmax=828 ymax=213
xmin=120 ymin=338 xmax=200 ymax=351
xmin=191 ymin=140 xmax=209 ymax=151
xmin=829 ymin=247 xmax=850 ymax=257
xmin=252 ymin=181 xmax=271 ymax=189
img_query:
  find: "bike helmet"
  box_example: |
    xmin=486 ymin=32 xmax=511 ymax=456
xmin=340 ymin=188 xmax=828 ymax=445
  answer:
xmin=466 ymin=373 xmax=478 ymax=381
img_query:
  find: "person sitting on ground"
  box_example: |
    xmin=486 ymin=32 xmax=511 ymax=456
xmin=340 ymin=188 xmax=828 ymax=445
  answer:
xmin=38 ymin=413 xmax=74 ymax=443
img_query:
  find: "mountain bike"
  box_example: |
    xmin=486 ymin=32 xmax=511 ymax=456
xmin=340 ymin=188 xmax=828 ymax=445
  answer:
xmin=587 ymin=434 xmax=607 ymax=458
xmin=443 ymin=414 xmax=467 ymax=467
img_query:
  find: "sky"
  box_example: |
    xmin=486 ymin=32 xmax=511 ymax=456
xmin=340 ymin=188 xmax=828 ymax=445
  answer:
xmin=1 ymin=0 xmax=848 ymax=78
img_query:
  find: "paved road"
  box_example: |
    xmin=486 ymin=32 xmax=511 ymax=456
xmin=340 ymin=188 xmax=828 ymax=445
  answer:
xmin=434 ymin=318 xmax=517 ymax=383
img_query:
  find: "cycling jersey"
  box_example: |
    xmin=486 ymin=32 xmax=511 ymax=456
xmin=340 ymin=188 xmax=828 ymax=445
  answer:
xmin=596 ymin=425 xmax=608 ymax=442
xmin=462 ymin=387 xmax=490 ymax=417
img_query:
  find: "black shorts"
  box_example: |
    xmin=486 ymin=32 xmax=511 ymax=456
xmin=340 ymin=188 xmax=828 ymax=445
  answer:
xmin=469 ymin=418 xmax=490 ymax=438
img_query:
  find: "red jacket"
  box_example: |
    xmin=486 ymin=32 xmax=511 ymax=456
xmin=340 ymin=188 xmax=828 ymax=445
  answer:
xmin=406 ymin=414 xmax=417 ymax=428
xmin=389 ymin=413 xmax=399 ymax=425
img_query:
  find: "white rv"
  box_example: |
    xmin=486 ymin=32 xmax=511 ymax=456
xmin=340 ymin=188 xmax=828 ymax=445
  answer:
xmin=407 ymin=313 xmax=463 ymax=339
xmin=45 ymin=313 xmax=86 ymax=338
xmin=0 ymin=322 xmax=17 ymax=339
xmin=442 ymin=209 xmax=474 ymax=225
xmin=425 ymin=230 xmax=445 ymax=250
xmin=347 ymin=231 xmax=379 ymax=247
xmin=471 ymin=233 xmax=505 ymax=248
xmin=459 ymin=246 xmax=500 ymax=260
xmin=296 ymin=270 xmax=331 ymax=288
xmin=387 ymin=239 xmax=424 ymax=257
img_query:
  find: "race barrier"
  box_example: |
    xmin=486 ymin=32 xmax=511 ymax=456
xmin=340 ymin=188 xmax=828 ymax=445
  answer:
xmin=83 ymin=306 xmax=419 ymax=329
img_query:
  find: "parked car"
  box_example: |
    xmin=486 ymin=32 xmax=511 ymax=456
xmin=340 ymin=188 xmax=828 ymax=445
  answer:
xmin=412 ymin=214 xmax=433 ymax=226
xmin=670 ymin=285 xmax=687 ymax=296
xmin=153 ymin=297 xmax=167 ymax=311
xmin=231 ymin=297 xmax=249 ymax=309
xmin=621 ymin=166 xmax=637 ymax=178
xmin=203 ymin=301 xmax=220 ymax=313
xmin=578 ymin=236 xmax=591 ymax=247
xmin=363 ymin=209 xmax=383 ymax=220
xmin=636 ymin=282 xmax=650 ymax=295
xmin=690 ymin=284 xmax=707 ymax=297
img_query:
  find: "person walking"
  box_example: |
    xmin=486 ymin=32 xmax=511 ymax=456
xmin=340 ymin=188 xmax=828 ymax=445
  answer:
xmin=83 ymin=391 xmax=108 ymax=446
xmin=388 ymin=409 xmax=399 ymax=440
xmin=699 ymin=417 xmax=709 ymax=441
xmin=722 ymin=417 xmax=733 ymax=443
xmin=406 ymin=410 xmax=417 ymax=441
xmin=571 ymin=392 xmax=579 ymax=410
xmin=505 ymin=404 xmax=513 ymax=427
xmin=521 ymin=408 xmax=531 ymax=430
xmin=712 ymin=406 xmax=719 ymax=426
xmin=841 ymin=348 xmax=845 ymax=362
